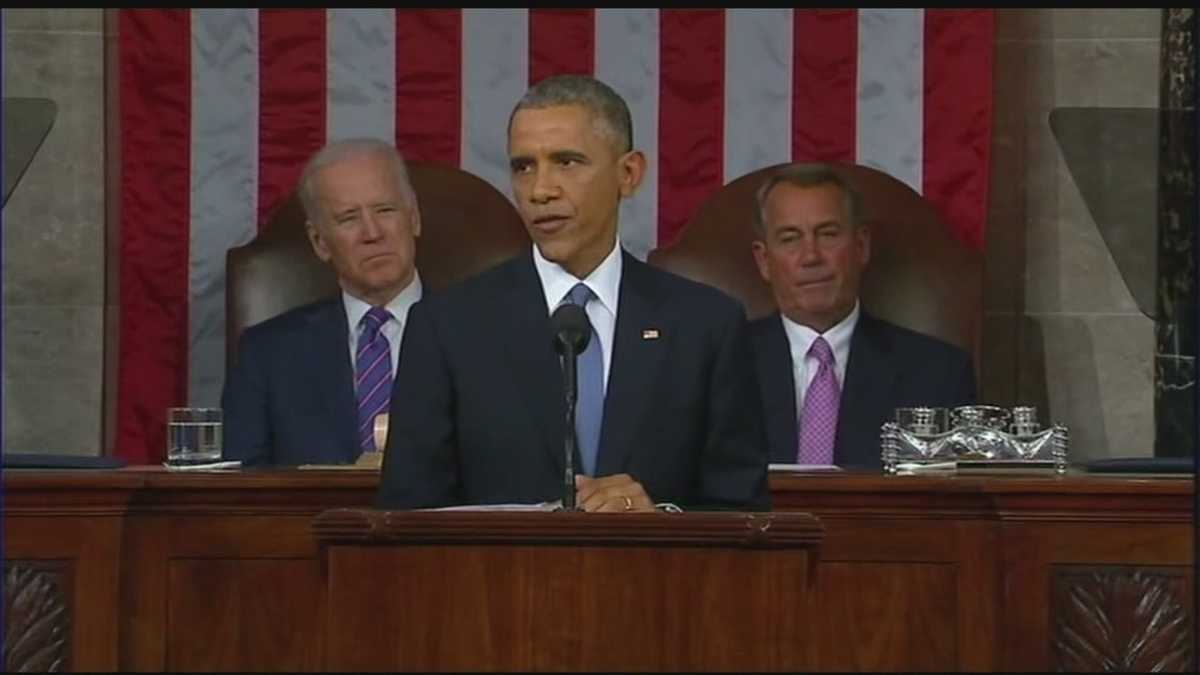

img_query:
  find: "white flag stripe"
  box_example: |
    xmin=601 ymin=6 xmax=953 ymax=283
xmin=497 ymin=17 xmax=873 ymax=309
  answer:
xmin=117 ymin=9 xmax=994 ymax=457
xmin=461 ymin=8 xmax=528 ymax=203
xmin=596 ymin=8 xmax=660 ymax=260
xmin=189 ymin=9 xmax=259 ymax=406
xmin=724 ymin=9 xmax=793 ymax=186
xmin=327 ymin=9 xmax=397 ymax=143
xmin=856 ymin=9 xmax=925 ymax=193
xmin=179 ymin=9 xmax=979 ymax=407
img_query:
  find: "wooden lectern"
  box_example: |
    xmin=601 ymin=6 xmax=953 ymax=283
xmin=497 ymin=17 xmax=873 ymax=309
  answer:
xmin=312 ymin=508 xmax=824 ymax=671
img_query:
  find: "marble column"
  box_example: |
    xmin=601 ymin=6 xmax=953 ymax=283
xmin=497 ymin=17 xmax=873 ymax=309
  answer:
xmin=1154 ymin=8 xmax=1196 ymax=458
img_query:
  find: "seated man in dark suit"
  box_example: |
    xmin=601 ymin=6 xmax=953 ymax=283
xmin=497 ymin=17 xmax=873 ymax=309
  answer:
xmin=376 ymin=74 xmax=768 ymax=512
xmin=222 ymin=138 xmax=424 ymax=465
xmin=748 ymin=163 xmax=976 ymax=469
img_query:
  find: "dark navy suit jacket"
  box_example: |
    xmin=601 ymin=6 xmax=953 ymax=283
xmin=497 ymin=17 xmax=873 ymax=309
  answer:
xmin=748 ymin=311 xmax=977 ymax=468
xmin=376 ymin=249 xmax=770 ymax=510
xmin=221 ymin=296 xmax=364 ymax=466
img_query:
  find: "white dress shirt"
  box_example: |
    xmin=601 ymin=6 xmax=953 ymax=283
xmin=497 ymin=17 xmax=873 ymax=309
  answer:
xmin=781 ymin=301 xmax=860 ymax=419
xmin=532 ymin=241 xmax=622 ymax=391
xmin=342 ymin=272 xmax=424 ymax=374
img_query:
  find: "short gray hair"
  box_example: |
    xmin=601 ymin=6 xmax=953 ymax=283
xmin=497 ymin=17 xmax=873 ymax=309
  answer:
xmin=298 ymin=138 xmax=417 ymax=224
xmin=508 ymin=74 xmax=633 ymax=153
xmin=753 ymin=163 xmax=864 ymax=238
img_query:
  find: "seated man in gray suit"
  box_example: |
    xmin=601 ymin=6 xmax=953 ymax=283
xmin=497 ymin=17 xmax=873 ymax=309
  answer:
xmin=748 ymin=163 xmax=976 ymax=469
xmin=222 ymin=138 xmax=424 ymax=466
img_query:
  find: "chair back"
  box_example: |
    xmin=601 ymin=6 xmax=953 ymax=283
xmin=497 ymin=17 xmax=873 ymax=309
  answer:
xmin=647 ymin=162 xmax=982 ymax=363
xmin=225 ymin=161 xmax=530 ymax=367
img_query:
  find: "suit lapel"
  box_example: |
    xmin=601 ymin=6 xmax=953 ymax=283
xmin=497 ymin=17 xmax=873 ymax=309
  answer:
xmin=836 ymin=312 xmax=898 ymax=467
xmin=756 ymin=315 xmax=799 ymax=464
xmin=498 ymin=252 xmax=568 ymax=473
xmin=306 ymin=297 xmax=359 ymax=462
xmin=596 ymin=254 xmax=667 ymax=476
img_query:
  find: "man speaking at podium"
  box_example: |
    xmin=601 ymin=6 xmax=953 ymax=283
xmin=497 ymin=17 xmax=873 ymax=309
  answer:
xmin=376 ymin=75 xmax=768 ymax=512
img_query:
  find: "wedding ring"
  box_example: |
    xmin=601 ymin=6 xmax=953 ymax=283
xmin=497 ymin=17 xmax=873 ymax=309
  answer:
xmin=622 ymin=495 xmax=633 ymax=511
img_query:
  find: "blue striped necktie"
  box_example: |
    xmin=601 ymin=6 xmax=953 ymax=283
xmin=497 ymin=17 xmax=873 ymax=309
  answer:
xmin=566 ymin=283 xmax=604 ymax=476
xmin=355 ymin=306 xmax=393 ymax=452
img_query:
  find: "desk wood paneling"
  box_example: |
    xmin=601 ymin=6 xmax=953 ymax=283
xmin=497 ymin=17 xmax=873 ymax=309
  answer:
xmin=3 ymin=468 xmax=1193 ymax=671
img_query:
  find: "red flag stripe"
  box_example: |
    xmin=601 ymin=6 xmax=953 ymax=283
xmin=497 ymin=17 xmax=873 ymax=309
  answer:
xmin=659 ymin=9 xmax=725 ymax=248
xmin=923 ymin=9 xmax=994 ymax=250
xmin=395 ymin=9 xmax=463 ymax=166
xmin=117 ymin=9 xmax=192 ymax=464
xmin=258 ymin=9 xmax=326 ymax=230
xmin=113 ymin=9 xmax=996 ymax=464
xmin=792 ymin=10 xmax=858 ymax=163
xmin=529 ymin=9 xmax=595 ymax=84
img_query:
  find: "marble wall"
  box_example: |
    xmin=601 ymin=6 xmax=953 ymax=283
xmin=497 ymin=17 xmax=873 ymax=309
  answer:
xmin=0 ymin=9 xmax=1169 ymax=460
xmin=2 ymin=8 xmax=105 ymax=455
xmin=985 ymin=8 xmax=1163 ymax=459
xmin=1154 ymin=9 xmax=1195 ymax=458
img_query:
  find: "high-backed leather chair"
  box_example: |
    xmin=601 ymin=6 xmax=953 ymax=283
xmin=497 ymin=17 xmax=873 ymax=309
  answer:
xmin=225 ymin=161 xmax=529 ymax=368
xmin=647 ymin=163 xmax=982 ymax=367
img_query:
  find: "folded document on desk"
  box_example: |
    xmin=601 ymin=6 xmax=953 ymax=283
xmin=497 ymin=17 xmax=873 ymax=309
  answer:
xmin=893 ymin=461 xmax=957 ymax=473
xmin=162 ymin=460 xmax=242 ymax=471
xmin=421 ymin=501 xmax=564 ymax=512
xmin=4 ymin=453 xmax=128 ymax=469
xmin=297 ymin=464 xmax=378 ymax=471
xmin=769 ymin=463 xmax=844 ymax=472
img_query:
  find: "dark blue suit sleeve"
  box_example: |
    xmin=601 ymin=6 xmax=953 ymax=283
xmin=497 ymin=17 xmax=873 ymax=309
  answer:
xmin=939 ymin=344 xmax=979 ymax=408
xmin=695 ymin=306 xmax=771 ymax=510
xmin=376 ymin=299 xmax=460 ymax=509
xmin=221 ymin=330 xmax=272 ymax=466
xmin=957 ymin=353 xmax=979 ymax=406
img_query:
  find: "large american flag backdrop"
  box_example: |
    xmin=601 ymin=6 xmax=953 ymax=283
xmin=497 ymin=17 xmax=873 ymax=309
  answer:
xmin=116 ymin=8 xmax=994 ymax=463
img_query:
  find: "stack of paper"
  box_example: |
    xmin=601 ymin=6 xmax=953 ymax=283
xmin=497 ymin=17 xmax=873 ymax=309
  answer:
xmin=420 ymin=501 xmax=564 ymax=512
xmin=768 ymin=464 xmax=845 ymax=472
xmin=162 ymin=460 xmax=243 ymax=471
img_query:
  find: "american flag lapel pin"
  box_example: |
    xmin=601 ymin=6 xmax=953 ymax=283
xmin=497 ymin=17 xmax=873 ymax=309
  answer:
xmin=642 ymin=329 xmax=660 ymax=340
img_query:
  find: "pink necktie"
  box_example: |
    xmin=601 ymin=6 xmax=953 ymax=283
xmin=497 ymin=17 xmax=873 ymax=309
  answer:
xmin=797 ymin=336 xmax=839 ymax=464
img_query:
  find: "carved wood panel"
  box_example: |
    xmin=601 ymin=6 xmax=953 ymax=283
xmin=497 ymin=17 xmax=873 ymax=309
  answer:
xmin=3 ymin=562 xmax=72 ymax=672
xmin=1052 ymin=565 xmax=1193 ymax=672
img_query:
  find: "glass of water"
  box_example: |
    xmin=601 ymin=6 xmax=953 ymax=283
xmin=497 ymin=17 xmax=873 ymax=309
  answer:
xmin=167 ymin=407 xmax=223 ymax=465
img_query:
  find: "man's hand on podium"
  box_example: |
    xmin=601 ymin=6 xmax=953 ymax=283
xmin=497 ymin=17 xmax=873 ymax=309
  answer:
xmin=575 ymin=473 xmax=655 ymax=513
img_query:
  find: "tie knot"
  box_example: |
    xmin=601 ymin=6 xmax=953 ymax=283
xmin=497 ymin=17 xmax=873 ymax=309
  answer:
xmin=362 ymin=307 xmax=393 ymax=334
xmin=808 ymin=336 xmax=835 ymax=365
xmin=567 ymin=283 xmax=595 ymax=308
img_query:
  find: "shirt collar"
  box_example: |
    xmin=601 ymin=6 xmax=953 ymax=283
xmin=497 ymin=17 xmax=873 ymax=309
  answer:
xmin=342 ymin=271 xmax=424 ymax=331
xmin=780 ymin=300 xmax=860 ymax=366
xmin=532 ymin=239 xmax=623 ymax=316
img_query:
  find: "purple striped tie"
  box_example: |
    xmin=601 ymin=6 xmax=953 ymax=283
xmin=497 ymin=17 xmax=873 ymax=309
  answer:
xmin=355 ymin=307 xmax=393 ymax=453
xmin=797 ymin=336 xmax=839 ymax=465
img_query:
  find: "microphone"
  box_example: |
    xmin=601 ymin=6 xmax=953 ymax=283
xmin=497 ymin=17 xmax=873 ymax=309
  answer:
xmin=551 ymin=303 xmax=592 ymax=510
